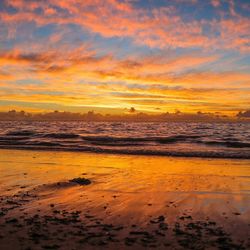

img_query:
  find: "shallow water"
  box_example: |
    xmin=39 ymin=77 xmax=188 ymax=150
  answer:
xmin=0 ymin=121 xmax=249 ymax=159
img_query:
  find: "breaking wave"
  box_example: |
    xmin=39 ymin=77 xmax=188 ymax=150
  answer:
xmin=0 ymin=122 xmax=249 ymax=159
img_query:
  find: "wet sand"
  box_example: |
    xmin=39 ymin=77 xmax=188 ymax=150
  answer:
xmin=0 ymin=149 xmax=250 ymax=249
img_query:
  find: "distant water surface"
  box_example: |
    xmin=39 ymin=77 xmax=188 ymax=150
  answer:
xmin=0 ymin=121 xmax=249 ymax=159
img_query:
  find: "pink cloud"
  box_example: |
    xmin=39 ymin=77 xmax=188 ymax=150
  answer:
xmin=211 ymin=0 xmax=220 ymax=7
xmin=1 ymin=0 xmax=249 ymax=52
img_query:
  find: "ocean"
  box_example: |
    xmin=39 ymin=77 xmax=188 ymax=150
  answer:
xmin=0 ymin=121 xmax=249 ymax=159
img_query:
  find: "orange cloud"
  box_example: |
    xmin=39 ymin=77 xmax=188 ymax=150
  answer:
xmin=0 ymin=0 xmax=249 ymax=114
xmin=1 ymin=0 xmax=249 ymax=51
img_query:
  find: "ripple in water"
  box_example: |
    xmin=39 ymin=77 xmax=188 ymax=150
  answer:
xmin=0 ymin=121 xmax=249 ymax=159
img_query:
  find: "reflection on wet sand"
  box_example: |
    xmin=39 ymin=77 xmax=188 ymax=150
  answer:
xmin=0 ymin=149 xmax=250 ymax=249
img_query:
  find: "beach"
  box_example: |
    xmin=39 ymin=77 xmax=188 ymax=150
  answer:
xmin=0 ymin=149 xmax=249 ymax=249
xmin=1 ymin=0 xmax=250 ymax=249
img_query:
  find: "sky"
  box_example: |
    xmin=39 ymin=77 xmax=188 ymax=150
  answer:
xmin=0 ymin=0 xmax=249 ymax=115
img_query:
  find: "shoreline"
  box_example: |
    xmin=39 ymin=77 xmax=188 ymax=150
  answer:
xmin=0 ymin=146 xmax=249 ymax=160
xmin=0 ymin=149 xmax=250 ymax=249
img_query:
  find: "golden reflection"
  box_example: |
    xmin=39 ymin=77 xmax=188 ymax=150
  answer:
xmin=1 ymin=149 xmax=250 ymax=246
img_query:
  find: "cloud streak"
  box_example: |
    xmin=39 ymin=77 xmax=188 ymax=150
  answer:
xmin=0 ymin=0 xmax=249 ymax=114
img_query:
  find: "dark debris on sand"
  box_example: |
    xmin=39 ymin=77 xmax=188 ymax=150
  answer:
xmin=0 ymin=187 xmax=249 ymax=250
xmin=173 ymin=220 xmax=246 ymax=250
xmin=69 ymin=177 xmax=92 ymax=185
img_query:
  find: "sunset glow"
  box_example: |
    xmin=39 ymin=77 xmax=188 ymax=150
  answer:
xmin=0 ymin=0 xmax=249 ymax=115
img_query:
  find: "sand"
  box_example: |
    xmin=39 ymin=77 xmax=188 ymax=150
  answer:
xmin=0 ymin=149 xmax=250 ymax=249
